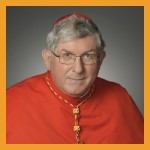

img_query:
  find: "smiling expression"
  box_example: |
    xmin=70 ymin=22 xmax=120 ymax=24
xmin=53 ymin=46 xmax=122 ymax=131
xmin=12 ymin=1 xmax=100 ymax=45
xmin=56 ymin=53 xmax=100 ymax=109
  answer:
xmin=49 ymin=36 xmax=104 ymax=97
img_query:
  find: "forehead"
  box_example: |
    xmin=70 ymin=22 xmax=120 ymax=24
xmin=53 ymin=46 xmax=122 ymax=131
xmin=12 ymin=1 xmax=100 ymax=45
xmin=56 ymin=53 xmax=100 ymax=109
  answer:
xmin=55 ymin=36 xmax=96 ymax=53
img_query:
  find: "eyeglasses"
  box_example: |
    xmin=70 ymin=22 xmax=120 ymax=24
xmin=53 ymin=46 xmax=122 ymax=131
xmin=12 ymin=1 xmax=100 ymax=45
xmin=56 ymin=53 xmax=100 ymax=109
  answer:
xmin=50 ymin=50 xmax=100 ymax=65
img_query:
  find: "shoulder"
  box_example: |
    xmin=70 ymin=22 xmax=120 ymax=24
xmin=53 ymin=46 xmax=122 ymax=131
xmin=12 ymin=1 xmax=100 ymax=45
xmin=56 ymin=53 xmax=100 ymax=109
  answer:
xmin=94 ymin=77 xmax=127 ymax=96
xmin=91 ymin=77 xmax=144 ymax=143
xmin=7 ymin=73 xmax=46 ymax=93
xmin=94 ymin=77 xmax=143 ymax=118
xmin=94 ymin=77 xmax=132 ymax=105
xmin=6 ymin=72 xmax=48 ymax=103
xmin=6 ymin=72 xmax=50 ymax=113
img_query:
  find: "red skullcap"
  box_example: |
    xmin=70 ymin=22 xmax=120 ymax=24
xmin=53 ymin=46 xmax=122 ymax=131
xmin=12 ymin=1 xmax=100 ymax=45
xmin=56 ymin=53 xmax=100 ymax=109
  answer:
xmin=53 ymin=13 xmax=93 ymax=26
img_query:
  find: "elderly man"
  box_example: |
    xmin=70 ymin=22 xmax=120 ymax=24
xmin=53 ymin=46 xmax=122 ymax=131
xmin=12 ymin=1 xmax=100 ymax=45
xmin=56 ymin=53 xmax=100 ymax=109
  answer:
xmin=7 ymin=13 xmax=143 ymax=144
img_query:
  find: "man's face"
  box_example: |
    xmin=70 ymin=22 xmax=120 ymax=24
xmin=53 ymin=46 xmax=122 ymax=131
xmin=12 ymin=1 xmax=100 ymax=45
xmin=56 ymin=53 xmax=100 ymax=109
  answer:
xmin=50 ymin=36 xmax=104 ymax=97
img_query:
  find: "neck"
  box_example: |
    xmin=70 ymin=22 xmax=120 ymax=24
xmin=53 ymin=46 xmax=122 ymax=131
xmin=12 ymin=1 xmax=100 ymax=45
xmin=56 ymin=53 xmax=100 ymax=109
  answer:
xmin=60 ymin=87 xmax=91 ymax=99
xmin=46 ymin=71 xmax=94 ymax=105
xmin=79 ymin=88 xmax=91 ymax=98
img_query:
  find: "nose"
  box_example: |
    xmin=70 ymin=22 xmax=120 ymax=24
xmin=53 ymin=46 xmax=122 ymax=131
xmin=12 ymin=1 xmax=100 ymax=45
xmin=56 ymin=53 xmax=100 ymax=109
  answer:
xmin=72 ymin=56 xmax=84 ymax=73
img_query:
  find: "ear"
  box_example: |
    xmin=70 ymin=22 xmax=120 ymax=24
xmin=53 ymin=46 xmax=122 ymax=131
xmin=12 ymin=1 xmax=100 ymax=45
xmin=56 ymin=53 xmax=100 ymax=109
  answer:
xmin=99 ymin=50 xmax=106 ymax=64
xmin=41 ymin=49 xmax=51 ymax=71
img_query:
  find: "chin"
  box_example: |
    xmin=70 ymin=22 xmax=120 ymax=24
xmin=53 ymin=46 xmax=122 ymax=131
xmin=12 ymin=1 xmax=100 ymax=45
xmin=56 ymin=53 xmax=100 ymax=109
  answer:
xmin=63 ymin=83 xmax=90 ymax=97
xmin=65 ymin=88 xmax=87 ymax=97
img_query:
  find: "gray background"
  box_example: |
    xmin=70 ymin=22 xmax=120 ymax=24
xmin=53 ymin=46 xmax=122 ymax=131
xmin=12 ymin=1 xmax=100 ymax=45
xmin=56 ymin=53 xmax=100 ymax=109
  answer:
xmin=6 ymin=6 xmax=144 ymax=115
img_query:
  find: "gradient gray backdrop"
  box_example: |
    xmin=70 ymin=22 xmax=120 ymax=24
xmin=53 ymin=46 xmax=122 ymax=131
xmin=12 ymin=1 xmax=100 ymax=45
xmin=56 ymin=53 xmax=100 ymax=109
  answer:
xmin=6 ymin=6 xmax=144 ymax=115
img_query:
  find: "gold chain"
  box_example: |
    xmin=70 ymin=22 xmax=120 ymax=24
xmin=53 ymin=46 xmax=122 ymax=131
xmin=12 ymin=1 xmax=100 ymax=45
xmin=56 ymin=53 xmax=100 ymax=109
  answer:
xmin=45 ymin=74 xmax=94 ymax=144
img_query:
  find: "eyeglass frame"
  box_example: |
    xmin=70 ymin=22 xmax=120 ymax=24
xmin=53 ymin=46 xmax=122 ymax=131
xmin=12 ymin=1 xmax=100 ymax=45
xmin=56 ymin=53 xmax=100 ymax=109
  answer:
xmin=49 ymin=49 xmax=100 ymax=65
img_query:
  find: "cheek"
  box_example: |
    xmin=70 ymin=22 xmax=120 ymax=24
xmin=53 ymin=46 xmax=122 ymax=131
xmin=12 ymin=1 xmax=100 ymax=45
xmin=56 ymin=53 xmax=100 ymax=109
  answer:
xmin=50 ymin=62 xmax=70 ymax=83
xmin=86 ymin=65 xmax=99 ymax=77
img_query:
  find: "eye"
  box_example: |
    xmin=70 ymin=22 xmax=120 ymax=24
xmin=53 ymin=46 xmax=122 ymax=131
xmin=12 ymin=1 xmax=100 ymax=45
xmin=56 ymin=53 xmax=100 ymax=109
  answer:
xmin=84 ymin=53 xmax=94 ymax=59
xmin=85 ymin=54 xmax=91 ymax=57
xmin=62 ymin=53 xmax=71 ymax=57
xmin=60 ymin=52 xmax=74 ymax=60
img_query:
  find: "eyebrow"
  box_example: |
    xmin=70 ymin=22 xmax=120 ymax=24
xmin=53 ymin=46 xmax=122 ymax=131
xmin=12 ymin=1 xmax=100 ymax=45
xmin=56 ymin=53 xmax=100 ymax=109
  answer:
xmin=61 ymin=49 xmax=96 ymax=55
xmin=61 ymin=49 xmax=74 ymax=54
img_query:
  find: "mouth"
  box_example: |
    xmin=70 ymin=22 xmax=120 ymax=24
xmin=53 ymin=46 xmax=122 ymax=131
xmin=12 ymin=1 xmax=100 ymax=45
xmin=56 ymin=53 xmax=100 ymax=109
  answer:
xmin=68 ymin=77 xmax=85 ymax=81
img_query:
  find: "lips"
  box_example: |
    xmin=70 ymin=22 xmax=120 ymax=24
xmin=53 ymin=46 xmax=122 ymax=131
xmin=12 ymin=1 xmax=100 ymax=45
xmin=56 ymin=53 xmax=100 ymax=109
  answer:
xmin=69 ymin=78 xmax=84 ymax=80
xmin=68 ymin=77 xmax=85 ymax=81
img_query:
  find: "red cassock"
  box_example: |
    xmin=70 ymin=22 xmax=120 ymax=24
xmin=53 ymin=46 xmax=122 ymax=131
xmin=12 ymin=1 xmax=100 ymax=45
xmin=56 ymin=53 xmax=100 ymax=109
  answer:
xmin=6 ymin=72 xmax=144 ymax=144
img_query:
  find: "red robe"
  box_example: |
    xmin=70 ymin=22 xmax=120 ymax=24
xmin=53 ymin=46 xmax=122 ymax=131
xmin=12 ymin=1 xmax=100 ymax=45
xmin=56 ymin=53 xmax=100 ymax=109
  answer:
xmin=6 ymin=72 xmax=144 ymax=144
